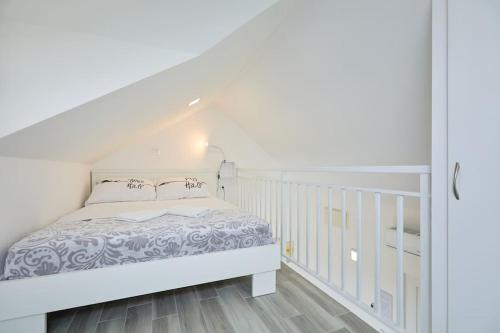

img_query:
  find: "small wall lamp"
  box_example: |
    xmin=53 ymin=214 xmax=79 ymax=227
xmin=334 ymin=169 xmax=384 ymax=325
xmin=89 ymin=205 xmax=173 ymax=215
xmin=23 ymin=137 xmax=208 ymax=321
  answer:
xmin=205 ymin=143 xmax=235 ymax=178
xmin=203 ymin=142 xmax=235 ymax=199
xmin=206 ymin=143 xmax=226 ymax=162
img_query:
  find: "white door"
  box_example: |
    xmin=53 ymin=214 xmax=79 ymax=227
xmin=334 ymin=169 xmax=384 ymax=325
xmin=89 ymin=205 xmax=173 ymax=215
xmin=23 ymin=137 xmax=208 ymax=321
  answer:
xmin=448 ymin=1 xmax=500 ymax=332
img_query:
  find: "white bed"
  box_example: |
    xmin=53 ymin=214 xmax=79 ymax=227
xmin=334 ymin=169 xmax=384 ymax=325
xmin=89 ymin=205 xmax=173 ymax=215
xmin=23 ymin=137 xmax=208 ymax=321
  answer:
xmin=0 ymin=171 xmax=280 ymax=333
xmin=2 ymin=198 xmax=275 ymax=280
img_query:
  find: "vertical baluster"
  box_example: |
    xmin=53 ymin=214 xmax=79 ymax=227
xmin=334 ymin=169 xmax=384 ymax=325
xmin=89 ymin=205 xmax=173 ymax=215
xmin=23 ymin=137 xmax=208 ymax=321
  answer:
xmin=328 ymin=188 xmax=333 ymax=283
xmin=268 ymin=181 xmax=271 ymax=228
xmin=244 ymin=180 xmax=248 ymax=211
xmin=316 ymin=186 xmax=321 ymax=274
xmin=264 ymin=180 xmax=267 ymax=220
xmin=267 ymin=181 xmax=272 ymax=233
xmin=240 ymin=179 xmax=243 ymax=208
xmin=261 ymin=180 xmax=265 ymax=219
xmin=280 ymin=180 xmax=285 ymax=256
xmin=254 ymin=180 xmax=258 ymax=216
xmin=263 ymin=180 xmax=266 ymax=220
xmin=245 ymin=180 xmax=248 ymax=210
xmin=244 ymin=180 xmax=247 ymax=209
xmin=255 ymin=180 xmax=258 ymax=216
xmin=257 ymin=180 xmax=260 ymax=218
xmin=257 ymin=180 xmax=260 ymax=217
xmin=248 ymin=180 xmax=251 ymax=212
xmin=306 ymin=186 xmax=310 ymax=269
xmin=356 ymin=191 xmax=363 ymax=301
xmin=247 ymin=180 xmax=251 ymax=212
xmin=296 ymin=184 xmax=300 ymax=264
xmin=374 ymin=192 xmax=382 ymax=315
xmin=245 ymin=180 xmax=250 ymax=211
xmin=248 ymin=180 xmax=251 ymax=211
xmin=241 ymin=180 xmax=245 ymax=209
xmin=289 ymin=183 xmax=293 ymax=259
xmin=250 ymin=179 xmax=257 ymax=215
xmin=267 ymin=180 xmax=273 ymax=222
xmin=261 ymin=180 xmax=264 ymax=219
xmin=239 ymin=179 xmax=243 ymax=209
xmin=251 ymin=180 xmax=254 ymax=214
xmin=268 ymin=180 xmax=271 ymax=223
xmin=419 ymin=173 xmax=430 ymax=333
xmin=269 ymin=181 xmax=273 ymax=236
xmin=264 ymin=180 xmax=268 ymax=222
xmin=249 ymin=180 xmax=253 ymax=213
xmin=341 ymin=189 xmax=347 ymax=290
xmin=275 ymin=181 xmax=279 ymax=238
xmin=396 ymin=195 xmax=405 ymax=328
xmin=244 ymin=180 xmax=247 ymax=210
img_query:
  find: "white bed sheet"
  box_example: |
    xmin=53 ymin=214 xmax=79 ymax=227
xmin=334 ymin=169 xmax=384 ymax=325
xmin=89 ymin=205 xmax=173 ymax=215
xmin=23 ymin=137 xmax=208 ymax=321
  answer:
xmin=60 ymin=197 xmax=236 ymax=223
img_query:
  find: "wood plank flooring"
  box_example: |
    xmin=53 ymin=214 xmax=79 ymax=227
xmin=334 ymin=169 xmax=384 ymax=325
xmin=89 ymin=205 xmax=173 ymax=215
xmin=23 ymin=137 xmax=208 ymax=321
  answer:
xmin=48 ymin=264 xmax=377 ymax=333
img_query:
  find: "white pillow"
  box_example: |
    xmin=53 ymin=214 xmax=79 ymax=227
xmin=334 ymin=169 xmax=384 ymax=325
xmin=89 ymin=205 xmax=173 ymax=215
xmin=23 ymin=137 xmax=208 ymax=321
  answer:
xmin=86 ymin=178 xmax=156 ymax=205
xmin=156 ymin=177 xmax=210 ymax=200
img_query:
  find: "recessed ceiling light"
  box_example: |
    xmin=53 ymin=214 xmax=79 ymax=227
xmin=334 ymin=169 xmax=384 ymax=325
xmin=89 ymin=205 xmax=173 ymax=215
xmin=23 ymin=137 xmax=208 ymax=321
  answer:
xmin=188 ymin=98 xmax=201 ymax=107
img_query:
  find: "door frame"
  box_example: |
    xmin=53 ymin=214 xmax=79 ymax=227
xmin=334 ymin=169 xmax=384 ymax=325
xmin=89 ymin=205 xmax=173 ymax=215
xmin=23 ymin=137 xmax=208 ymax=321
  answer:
xmin=431 ymin=0 xmax=448 ymax=332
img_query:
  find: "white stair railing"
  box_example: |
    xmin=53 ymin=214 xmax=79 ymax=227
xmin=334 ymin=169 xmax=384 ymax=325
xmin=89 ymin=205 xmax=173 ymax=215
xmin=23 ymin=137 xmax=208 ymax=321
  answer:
xmin=237 ymin=166 xmax=431 ymax=333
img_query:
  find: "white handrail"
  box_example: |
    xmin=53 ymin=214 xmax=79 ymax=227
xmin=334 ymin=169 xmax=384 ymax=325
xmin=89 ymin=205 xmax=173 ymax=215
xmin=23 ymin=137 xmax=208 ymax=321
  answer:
xmin=238 ymin=176 xmax=427 ymax=198
xmin=239 ymin=165 xmax=431 ymax=174
xmin=237 ymin=165 xmax=431 ymax=333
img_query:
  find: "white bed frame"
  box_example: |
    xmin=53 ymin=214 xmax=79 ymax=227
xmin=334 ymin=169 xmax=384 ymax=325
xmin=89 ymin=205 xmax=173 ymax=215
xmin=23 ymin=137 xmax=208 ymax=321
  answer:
xmin=0 ymin=169 xmax=280 ymax=333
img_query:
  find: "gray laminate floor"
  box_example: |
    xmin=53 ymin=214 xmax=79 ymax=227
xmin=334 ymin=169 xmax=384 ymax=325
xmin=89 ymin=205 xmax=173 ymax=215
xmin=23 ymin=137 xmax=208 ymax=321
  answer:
xmin=47 ymin=264 xmax=377 ymax=333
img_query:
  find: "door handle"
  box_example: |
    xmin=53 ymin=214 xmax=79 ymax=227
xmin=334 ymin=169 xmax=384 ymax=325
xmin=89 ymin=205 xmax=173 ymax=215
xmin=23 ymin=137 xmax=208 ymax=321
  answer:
xmin=453 ymin=162 xmax=460 ymax=200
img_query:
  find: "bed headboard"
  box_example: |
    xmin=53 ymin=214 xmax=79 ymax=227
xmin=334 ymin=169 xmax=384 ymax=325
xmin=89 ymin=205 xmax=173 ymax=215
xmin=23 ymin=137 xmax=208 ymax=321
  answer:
xmin=90 ymin=169 xmax=219 ymax=196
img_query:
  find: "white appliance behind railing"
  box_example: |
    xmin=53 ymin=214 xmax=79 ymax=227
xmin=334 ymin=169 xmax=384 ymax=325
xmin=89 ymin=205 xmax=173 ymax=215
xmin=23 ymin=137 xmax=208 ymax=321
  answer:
xmin=237 ymin=166 xmax=431 ymax=333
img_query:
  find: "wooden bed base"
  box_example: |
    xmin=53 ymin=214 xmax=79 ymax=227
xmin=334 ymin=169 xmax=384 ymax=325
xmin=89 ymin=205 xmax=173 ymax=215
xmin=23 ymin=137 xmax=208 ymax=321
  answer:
xmin=0 ymin=243 xmax=280 ymax=333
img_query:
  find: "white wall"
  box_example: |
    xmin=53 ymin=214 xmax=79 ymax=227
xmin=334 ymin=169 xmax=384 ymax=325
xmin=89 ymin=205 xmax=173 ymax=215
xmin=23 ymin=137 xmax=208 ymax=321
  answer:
xmin=0 ymin=21 xmax=196 ymax=139
xmin=0 ymin=0 xmax=292 ymax=163
xmin=0 ymin=157 xmax=90 ymax=276
xmin=93 ymin=108 xmax=278 ymax=171
xmin=216 ymin=0 xmax=431 ymax=166
xmin=0 ymin=0 xmax=277 ymax=138
xmin=93 ymin=108 xmax=277 ymax=204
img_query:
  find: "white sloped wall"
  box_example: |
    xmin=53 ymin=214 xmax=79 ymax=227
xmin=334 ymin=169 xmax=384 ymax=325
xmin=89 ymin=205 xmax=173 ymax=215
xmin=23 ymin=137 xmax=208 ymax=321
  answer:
xmin=216 ymin=0 xmax=431 ymax=166
xmin=93 ymin=107 xmax=279 ymax=204
xmin=93 ymin=108 xmax=278 ymax=171
xmin=0 ymin=0 xmax=278 ymax=139
xmin=0 ymin=0 xmax=291 ymax=163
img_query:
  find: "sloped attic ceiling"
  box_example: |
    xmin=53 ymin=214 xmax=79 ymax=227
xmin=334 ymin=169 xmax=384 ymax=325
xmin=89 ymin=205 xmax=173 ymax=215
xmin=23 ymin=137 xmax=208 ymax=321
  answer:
xmin=214 ymin=0 xmax=432 ymax=166
xmin=0 ymin=0 xmax=293 ymax=163
xmin=0 ymin=0 xmax=280 ymax=138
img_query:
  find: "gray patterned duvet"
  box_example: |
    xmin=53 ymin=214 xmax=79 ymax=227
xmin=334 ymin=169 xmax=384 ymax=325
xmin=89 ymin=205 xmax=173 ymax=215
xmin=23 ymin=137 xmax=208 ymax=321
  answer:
xmin=2 ymin=209 xmax=274 ymax=280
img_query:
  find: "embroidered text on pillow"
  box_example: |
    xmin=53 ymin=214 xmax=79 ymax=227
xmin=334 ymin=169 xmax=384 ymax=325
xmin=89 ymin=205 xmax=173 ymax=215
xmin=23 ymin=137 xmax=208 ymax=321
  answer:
xmin=185 ymin=177 xmax=204 ymax=190
xmin=156 ymin=177 xmax=209 ymax=200
xmin=158 ymin=177 xmax=206 ymax=190
xmin=127 ymin=178 xmax=145 ymax=189
xmin=101 ymin=178 xmax=154 ymax=190
xmin=86 ymin=177 xmax=156 ymax=205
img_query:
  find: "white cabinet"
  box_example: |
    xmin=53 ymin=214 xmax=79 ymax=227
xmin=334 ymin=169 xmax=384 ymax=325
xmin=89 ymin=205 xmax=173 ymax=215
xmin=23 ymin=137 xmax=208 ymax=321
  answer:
xmin=433 ymin=1 xmax=500 ymax=332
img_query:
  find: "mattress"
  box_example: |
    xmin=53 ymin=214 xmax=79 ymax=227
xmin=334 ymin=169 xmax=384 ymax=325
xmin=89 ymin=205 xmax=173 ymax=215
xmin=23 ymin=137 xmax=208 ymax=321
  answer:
xmin=2 ymin=198 xmax=274 ymax=280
